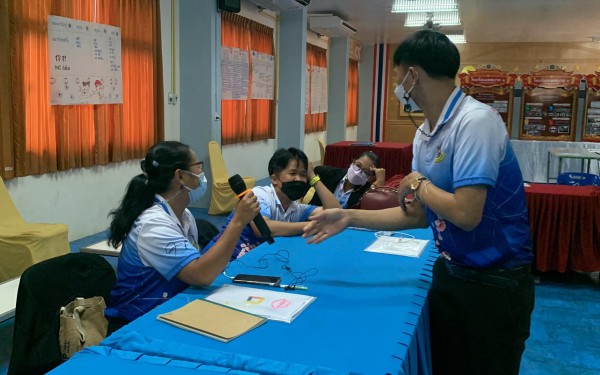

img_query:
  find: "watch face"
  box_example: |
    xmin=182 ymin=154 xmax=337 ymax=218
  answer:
xmin=411 ymin=181 xmax=420 ymax=191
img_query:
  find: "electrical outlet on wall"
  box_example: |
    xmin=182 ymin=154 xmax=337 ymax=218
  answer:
xmin=168 ymin=92 xmax=178 ymax=105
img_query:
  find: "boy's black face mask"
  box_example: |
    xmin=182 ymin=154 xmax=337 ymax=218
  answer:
xmin=280 ymin=181 xmax=311 ymax=201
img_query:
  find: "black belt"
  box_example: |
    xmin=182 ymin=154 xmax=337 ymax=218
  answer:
xmin=442 ymin=258 xmax=531 ymax=289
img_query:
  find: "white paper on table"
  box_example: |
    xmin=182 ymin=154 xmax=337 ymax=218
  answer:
xmin=364 ymin=235 xmax=428 ymax=258
xmin=205 ymin=284 xmax=316 ymax=323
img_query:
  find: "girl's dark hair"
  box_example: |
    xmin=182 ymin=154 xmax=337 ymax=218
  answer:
xmin=392 ymin=29 xmax=460 ymax=80
xmin=268 ymin=147 xmax=309 ymax=175
xmin=359 ymin=151 xmax=381 ymax=168
xmin=108 ymin=141 xmax=193 ymax=248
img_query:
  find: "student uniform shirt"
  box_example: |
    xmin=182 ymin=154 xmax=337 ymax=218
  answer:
xmin=105 ymin=195 xmax=200 ymax=322
xmin=205 ymin=184 xmax=318 ymax=260
xmin=412 ymin=87 xmax=533 ymax=269
xmin=333 ymin=176 xmax=353 ymax=208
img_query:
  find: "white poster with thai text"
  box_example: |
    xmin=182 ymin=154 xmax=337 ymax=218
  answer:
xmin=250 ymin=51 xmax=274 ymax=100
xmin=305 ymin=64 xmax=311 ymax=115
xmin=319 ymin=66 xmax=328 ymax=113
xmin=221 ymin=46 xmax=249 ymax=100
xmin=310 ymin=66 xmax=328 ymax=114
xmin=48 ymin=16 xmax=122 ymax=105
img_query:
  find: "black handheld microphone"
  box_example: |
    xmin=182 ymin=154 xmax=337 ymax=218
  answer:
xmin=228 ymin=174 xmax=275 ymax=244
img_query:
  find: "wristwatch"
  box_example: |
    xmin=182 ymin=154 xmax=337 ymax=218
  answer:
xmin=309 ymin=175 xmax=321 ymax=187
xmin=410 ymin=176 xmax=428 ymax=200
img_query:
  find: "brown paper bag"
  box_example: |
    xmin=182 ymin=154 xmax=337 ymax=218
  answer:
xmin=58 ymin=296 xmax=108 ymax=359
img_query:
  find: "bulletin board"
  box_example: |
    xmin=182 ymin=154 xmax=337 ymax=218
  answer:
xmin=459 ymin=64 xmax=516 ymax=134
xmin=583 ymin=71 xmax=600 ymax=142
xmin=519 ymin=65 xmax=582 ymax=141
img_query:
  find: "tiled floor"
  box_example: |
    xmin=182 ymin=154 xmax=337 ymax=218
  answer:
xmin=1 ymin=203 xmax=599 ymax=374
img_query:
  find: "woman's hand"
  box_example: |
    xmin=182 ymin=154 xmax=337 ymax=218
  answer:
xmin=232 ymin=191 xmax=260 ymax=226
xmin=371 ymin=166 xmax=386 ymax=187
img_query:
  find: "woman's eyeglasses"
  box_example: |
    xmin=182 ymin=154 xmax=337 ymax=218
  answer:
xmin=188 ymin=161 xmax=203 ymax=169
xmin=351 ymin=163 xmax=374 ymax=178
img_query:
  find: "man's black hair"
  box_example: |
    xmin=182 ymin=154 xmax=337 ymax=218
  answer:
xmin=268 ymin=147 xmax=309 ymax=176
xmin=392 ymin=29 xmax=460 ymax=79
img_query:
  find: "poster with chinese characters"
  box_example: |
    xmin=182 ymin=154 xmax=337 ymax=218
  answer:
xmin=48 ymin=15 xmax=122 ymax=105
xmin=519 ymin=65 xmax=582 ymax=141
xmin=459 ymin=64 xmax=516 ymax=134
xmin=584 ymin=72 xmax=600 ymax=142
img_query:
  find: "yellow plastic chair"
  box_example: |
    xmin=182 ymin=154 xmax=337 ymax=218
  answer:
xmin=317 ymin=138 xmax=326 ymax=166
xmin=0 ymin=176 xmax=69 ymax=283
xmin=301 ymin=187 xmax=316 ymax=204
xmin=207 ymin=141 xmax=256 ymax=215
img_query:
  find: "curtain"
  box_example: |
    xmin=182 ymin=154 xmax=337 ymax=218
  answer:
xmin=0 ymin=0 xmax=13 ymax=178
xmin=305 ymin=43 xmax=327 ymax=134
xmin=220 ymin=12 xmax=274 ymax=145
xmin=346 ymin=59 xmax=358 ymax=127
xmin=1 ymin=0 xmax=163 ymax=178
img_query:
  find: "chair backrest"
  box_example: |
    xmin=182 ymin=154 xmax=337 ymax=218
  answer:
xmin=0 ymin=176 xmax=25 ymax=226
xmin=8 ymin=253 xmax=116 ymax=375
xmin=208 ymin=141 xmax=229 ymax=182
xmin=317 ymin=138 xmax=326 ymax=166
xmin=556 ymin=172 xmax=600 ymax=186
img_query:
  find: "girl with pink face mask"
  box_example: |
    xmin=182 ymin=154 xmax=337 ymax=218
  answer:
xmin=309 ymin=151 xmax=386 ymax=209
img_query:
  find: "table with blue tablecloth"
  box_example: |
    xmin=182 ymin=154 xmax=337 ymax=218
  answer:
xmin=50 ymin=228 xmax=436 ymax=375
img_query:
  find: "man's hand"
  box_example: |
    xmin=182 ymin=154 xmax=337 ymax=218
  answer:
xmin=231 ymin=191 xmax=260 ymax=226
xmin=302 ymin=208 xmax=349 ymax=244
xmin=398 ymin=171 xmax=423 ymax=211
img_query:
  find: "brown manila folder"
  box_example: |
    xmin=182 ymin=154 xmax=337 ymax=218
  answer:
xmin=157 ymin=299 xmax=267 ymax=342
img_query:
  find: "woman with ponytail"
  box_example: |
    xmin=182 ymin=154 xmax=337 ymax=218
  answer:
xmin=104 ymin=141 xmax=259 ymax=333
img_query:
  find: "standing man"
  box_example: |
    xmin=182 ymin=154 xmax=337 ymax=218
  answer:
xmin=303 ymin=30 xmax=534 ymax=375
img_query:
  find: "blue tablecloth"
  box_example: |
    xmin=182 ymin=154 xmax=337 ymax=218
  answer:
xmin=52 ymin=228 xmax=436 ymax=375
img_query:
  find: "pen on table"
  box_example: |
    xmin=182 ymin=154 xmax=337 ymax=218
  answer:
xmin=280 ymin=284 xmax=308 ymax=291
xmin=348 ymin=226 xmax=377 ymax=232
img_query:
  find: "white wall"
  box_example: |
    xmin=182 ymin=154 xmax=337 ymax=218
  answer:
xmin=346 ymin=125 xmax=357 ymax=141
xmin=162 ymin=0 xmax=181 ymax=141
xmin=304 ymin=131 xmax=326 ymax=165
xmin=5 ymin=0 xmax=180 ymax=241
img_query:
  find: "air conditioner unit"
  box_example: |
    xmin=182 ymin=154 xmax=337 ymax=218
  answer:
xmin=309 ymin=15 xmax=357 ymax=37
xmin=247 ymin=0 xmax=310 ymax=12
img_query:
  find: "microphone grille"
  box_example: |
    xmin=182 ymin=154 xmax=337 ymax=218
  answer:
xmin=228 ymin=174 xmax=247 ymax=195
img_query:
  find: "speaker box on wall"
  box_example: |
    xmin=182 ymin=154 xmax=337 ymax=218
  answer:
xmin=218 ymin=0 xmax=241 ymax=13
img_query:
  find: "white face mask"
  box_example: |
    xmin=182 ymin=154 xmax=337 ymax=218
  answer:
xmin=394 ymin=71 xmax=421 ymax=113
xmin=347 ymin=164 xmax=370 ymax=186
xmin=182 ymin=170 xmax=208 ymax=203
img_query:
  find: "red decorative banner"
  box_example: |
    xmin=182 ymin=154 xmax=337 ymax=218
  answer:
xmin=520 ymin=65 xmax=582 ymax=90
xmin=459 ymin=65 xmax=516 ymax=133
xmin=459 ymin=68 xmax=516 ymax=89
xmin=585 ymin=71 xmax=600 ymax=91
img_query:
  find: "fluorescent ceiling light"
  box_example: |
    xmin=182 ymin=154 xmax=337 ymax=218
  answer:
xmin=404 ymin=11 xmax=461 ymax=27
xmin=392 ymin=0 xmax=458 ymax=13
xmin=446 ymin=34 xmax=466 ymax=44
